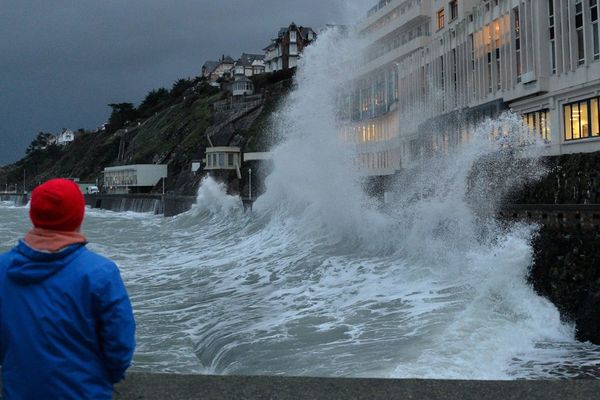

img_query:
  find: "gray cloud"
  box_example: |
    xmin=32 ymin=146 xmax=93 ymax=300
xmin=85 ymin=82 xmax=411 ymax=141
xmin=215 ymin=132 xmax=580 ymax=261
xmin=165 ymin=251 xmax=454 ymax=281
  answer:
xmin=0 ymin=0 xmax=350 ymax=164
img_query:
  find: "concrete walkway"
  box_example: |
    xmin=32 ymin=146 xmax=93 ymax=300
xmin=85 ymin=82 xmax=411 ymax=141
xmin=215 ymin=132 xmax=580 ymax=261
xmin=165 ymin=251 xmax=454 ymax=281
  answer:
xmin=113 ymin=373 xmax=600 ymax=399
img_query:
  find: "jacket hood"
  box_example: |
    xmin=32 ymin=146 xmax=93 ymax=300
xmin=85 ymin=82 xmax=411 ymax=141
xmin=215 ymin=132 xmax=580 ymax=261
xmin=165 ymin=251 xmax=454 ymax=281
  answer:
xmin=7 ymin=241 xmax=86 ymax=285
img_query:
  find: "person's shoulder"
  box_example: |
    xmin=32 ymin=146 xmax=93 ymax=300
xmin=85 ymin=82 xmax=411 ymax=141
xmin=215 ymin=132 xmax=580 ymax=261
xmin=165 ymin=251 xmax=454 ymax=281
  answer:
xmin=0 ymin=246 xmax=18 ymax=265
xmin=77 ymin=247 xmax=120 ymax=273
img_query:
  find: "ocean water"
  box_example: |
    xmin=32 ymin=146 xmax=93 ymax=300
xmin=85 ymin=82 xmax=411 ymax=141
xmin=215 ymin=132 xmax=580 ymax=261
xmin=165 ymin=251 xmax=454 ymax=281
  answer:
xmin=2 ymin=19 xmax=600 ymax=380
xmin=1 ymin=179 xmax=600 ymax=379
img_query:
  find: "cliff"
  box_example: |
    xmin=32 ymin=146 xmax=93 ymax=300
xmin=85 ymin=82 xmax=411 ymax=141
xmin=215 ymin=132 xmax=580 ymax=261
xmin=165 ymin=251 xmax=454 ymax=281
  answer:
xmin=0 ymin=71 xmax=293 ymax=195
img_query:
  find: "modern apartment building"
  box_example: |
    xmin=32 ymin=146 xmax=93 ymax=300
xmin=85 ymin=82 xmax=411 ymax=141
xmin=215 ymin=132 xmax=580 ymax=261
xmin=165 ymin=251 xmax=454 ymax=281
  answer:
xmin=344 ymin=0 xmax=600 ymax=175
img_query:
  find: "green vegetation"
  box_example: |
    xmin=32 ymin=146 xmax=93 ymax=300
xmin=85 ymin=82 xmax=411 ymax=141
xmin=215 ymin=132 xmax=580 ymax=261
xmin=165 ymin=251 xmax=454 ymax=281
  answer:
xmin=0 ymin=72 xmax=293 ymax=194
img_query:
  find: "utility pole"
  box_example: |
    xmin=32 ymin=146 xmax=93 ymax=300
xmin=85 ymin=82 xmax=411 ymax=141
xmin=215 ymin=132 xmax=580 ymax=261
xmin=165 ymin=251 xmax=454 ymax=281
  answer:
xmin=23 ymin=170 xmax=26 ymax=194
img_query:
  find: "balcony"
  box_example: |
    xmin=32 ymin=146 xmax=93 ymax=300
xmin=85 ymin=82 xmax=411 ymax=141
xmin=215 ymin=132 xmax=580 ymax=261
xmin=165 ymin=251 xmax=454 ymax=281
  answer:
xmin=364 ymin=1 xmax=430 ymax=45
xmin=358 ymin=0 xmax=403 ymax=32
xmin=356 ymin=35 xmax=429 ymax=77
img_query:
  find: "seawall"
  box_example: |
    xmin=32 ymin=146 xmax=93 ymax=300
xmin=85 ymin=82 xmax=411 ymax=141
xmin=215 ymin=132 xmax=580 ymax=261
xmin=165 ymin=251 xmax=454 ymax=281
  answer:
xmin=0 ymin=193 xmax=28 ymax=206
xmin=110 ymin=374 xmax=600 ymax=399
xmin=498 ymin=152 xmax=600 ymax=345
xmin=1 ymin=373 xmax=598 ymax=399
xmin=84 ymin=194 xmax=196 ymax=217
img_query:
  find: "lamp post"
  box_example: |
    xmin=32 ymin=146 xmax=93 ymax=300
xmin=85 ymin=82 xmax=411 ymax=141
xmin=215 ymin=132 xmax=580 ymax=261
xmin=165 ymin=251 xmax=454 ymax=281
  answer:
xmin=23 ymin=170 xmax=26 ymax=194
xmin=248 ymin=168 xmax=252 ymax=200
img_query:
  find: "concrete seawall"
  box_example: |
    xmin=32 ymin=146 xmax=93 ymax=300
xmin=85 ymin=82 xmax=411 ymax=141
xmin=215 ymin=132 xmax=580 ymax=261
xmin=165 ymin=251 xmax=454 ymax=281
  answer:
xmin=84 ymin=194 xmax=196 ymax=217
xmin=0 ymin=193 xmax=28 ymax=206
xmin=1 ymin=373 xmax=599 ymax=399
xmin=111 ymin=374 xmax=600 ymax=399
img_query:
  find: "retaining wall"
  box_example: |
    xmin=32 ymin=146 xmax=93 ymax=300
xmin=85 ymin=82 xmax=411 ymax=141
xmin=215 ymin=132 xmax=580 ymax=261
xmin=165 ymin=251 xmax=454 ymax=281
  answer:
xmin=84 ymin=194 xmax=196 ymax=217
xmin=0 ymin=194 xmax=28 ymax=206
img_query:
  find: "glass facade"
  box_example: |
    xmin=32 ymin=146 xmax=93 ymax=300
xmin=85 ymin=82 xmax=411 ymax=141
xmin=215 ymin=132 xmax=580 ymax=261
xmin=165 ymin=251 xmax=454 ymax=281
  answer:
xmin=564 ymin=97 xmax=600 ymax=141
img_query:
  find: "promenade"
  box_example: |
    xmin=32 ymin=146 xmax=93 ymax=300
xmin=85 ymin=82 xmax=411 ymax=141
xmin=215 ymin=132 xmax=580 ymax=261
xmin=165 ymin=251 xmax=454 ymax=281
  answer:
xmin=110 ymin=373 xmax=600 ymax=399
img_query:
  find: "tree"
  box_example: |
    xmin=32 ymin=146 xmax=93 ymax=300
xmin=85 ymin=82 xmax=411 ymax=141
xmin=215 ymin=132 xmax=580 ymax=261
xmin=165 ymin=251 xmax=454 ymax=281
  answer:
xmin=26 ymin=132 xmax=55 ymax=154
xmin=138 ymin=88 xmax=170 ymax=118
xmin=106 ymin=103 xmax=138 ymax=134
xmin=170 ymin=78 xmax=193 ymax=99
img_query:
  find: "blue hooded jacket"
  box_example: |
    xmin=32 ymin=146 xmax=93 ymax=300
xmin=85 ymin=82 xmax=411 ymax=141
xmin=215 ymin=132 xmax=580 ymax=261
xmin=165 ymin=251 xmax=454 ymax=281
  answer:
xmin=0 ymin=241 xmax=136 ymax=399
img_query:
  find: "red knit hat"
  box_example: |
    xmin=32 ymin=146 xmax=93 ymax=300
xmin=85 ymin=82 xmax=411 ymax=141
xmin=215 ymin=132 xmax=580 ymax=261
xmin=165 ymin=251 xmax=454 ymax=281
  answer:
xmin=29 ymin=179 xmax=85 ymax=231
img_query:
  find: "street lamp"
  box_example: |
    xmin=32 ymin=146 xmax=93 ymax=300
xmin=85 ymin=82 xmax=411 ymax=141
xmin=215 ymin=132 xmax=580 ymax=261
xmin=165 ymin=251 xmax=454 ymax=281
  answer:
xmin=248 ymin=168 xmax=252 ymax=200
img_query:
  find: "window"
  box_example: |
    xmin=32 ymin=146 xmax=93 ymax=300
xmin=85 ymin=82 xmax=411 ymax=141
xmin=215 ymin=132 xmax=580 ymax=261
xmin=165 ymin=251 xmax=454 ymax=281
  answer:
xmin=591 ymin=0 xmax=600 ymax=60
xmin=290 ymin=31 xmax=297 ymax=43
xmin=564 ymin=96 xmax=600 ymax=140
xmin=576 ymin=0 xmax=585 ymax=64
xmin=450 ymin=0 xmax=458 ymax=20
xmin=218 ymin=153 xmax=225 ymax=167
xmin=437 ymin=8 xmax=445 ymax=30
xmin=523 ymin=110 xmax=551 ymax=142
xmin=549 ymin=0 xmax=557 ymax=73
xmin=514 ymin=7 xmax=521 ymax=83
xmin=228 ymin=153 xmax=234 ymax=167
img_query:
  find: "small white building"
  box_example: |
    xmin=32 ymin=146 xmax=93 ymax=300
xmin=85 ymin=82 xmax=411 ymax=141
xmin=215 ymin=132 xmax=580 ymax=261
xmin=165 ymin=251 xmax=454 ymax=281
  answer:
xmin=204 ymin=147 xmax=242 ymax=172
xmin=103 ymin=164 xmax=167 ymax=194
xmin=231 ymin=75 xmax=254 ymax=97
xmin=57 ymin=129 xmax=74 ymax=145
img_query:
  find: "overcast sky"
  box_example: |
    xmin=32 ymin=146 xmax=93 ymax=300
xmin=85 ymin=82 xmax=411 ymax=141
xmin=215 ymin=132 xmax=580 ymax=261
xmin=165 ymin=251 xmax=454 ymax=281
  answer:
xmin=0 ymin=0 xmax=361 ymax=165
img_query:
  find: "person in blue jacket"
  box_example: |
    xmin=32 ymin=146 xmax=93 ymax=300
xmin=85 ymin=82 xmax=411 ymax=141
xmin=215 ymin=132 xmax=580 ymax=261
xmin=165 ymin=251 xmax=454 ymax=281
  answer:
xmin=0 ymin=179 xmax=136 ymax=399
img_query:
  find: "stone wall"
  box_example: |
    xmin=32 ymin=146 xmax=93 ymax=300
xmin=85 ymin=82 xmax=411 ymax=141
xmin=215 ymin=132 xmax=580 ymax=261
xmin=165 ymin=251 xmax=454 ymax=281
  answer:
xmin=529 ymin=228 xmax=600 ymax=343
xmin=511 ymin=152 xmax=600 ymax=204
xmin=506 ymin=151 xmax=600 ymax=344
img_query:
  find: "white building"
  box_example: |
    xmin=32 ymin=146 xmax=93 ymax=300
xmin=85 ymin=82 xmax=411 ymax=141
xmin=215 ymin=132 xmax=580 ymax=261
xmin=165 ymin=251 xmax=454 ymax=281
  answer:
xmin=204 ymin=147 xmax=242 ymax=172
xmin=231 ymin=75 xmax=254 ymax=97
xmin=233 ymin=53 xmax=265 ymax=77
xmin=343 ymin=0 xmax=600 ymax=176
xmin=103 ymin=164 xmax=167 ymax=194
xmin=57 ymin=129 xmax=75 ymax=146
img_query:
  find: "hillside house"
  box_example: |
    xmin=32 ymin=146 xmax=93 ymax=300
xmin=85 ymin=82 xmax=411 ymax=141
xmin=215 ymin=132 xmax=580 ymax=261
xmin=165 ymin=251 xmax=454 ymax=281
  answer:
xmin=57 ymin=129 xmax=74 ymax=146
xmin=264 ymin=23 xmax=316 ymax=72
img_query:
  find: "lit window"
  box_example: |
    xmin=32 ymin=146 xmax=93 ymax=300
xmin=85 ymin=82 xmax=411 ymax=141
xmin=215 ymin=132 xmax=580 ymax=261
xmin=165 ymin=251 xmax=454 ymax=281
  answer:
xmin=564 ymin=97 xmax=600 ymax=140
xmin=592 ymin=98 xmax=600 ymax=136
xmin=437 ymin=8 xmax=445 ymax=30
xmin=522 ymin=109 xmax=551 ymax=142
